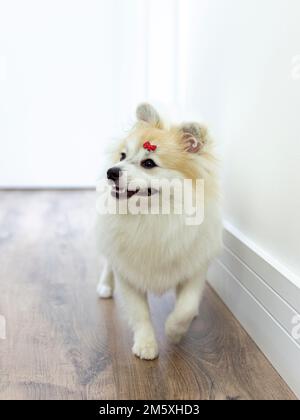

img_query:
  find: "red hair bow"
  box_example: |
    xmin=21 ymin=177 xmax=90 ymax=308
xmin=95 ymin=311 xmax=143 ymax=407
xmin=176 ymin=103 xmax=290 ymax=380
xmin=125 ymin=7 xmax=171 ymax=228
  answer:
xmin=143 ymin=141 xmax=157 ymax=152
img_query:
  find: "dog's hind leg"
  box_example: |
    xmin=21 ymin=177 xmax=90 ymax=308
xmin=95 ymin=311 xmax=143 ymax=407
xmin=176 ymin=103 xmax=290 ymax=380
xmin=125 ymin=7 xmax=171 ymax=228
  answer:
xmin=165 ymin=267 xmax=207 ymax=343
xmin=97 ymin=260 xmax=115 ymax=299
xmin=118 ymin=277 xmax=159 ymax=360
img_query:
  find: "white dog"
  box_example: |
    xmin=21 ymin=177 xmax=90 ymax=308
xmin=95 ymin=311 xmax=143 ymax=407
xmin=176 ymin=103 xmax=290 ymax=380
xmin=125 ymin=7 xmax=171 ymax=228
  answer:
xmin=96 ymin=103 xmax=222 ymax=360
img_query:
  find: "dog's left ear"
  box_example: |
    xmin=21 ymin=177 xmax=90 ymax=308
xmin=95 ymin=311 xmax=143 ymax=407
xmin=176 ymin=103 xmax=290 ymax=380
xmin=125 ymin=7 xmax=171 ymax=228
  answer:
xmin=179 ymin=123 xmax=208 ymax=154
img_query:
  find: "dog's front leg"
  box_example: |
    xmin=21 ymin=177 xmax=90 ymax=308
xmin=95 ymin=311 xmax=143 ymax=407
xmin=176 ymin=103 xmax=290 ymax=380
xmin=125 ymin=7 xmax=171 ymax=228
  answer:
xmin=118 ymin=277 xmax=158 ymax=360
xmin=165 ymin=268 xmax=207 ymax=343
xmin=97 ymin=260 xmax=115 ymax=299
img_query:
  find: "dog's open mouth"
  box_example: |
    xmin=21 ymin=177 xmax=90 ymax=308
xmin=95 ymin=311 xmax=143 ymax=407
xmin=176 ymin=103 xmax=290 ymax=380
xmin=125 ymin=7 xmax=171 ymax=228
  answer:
xmin=111 ymin=186 xmax=139 ymax=200
xmin=111 ymin=186 xmax=158 ymax=200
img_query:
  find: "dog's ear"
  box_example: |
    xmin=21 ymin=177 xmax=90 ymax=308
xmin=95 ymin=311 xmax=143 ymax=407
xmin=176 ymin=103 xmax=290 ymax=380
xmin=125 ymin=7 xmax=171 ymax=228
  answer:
xmin=136 ymin=103 xmax=163 ymax=129
xmin=179 ymin=123 xmax=208 ymax=154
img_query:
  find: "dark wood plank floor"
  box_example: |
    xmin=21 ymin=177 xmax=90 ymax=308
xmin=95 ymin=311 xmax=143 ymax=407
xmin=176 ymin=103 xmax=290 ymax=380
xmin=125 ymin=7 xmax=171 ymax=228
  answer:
xmin=0 ymin=191 xmax=296 ymax=400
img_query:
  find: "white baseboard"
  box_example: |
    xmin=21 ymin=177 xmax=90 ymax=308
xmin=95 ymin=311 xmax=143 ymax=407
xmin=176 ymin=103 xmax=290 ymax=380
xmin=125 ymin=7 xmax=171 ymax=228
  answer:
xmin=207 ymin=223 xmax=300 ymax=399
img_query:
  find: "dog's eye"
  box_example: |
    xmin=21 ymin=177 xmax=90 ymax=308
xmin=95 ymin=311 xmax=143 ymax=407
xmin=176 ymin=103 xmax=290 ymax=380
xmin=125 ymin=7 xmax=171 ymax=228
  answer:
xmin=120 ymin=153 xmax=126 ymax=161
xmin=141 ymin=159 xmax=157 ymax=169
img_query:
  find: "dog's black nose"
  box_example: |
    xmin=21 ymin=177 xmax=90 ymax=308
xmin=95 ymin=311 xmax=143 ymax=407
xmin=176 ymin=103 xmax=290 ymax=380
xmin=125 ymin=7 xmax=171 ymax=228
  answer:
xmin=107 ymin=167 xmax=121 ymax=182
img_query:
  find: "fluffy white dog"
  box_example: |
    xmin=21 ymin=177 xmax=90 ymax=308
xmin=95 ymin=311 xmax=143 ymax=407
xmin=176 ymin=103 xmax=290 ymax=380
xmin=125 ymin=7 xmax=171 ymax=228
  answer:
xmin=96 ymin=104 xmax=222 ymax=360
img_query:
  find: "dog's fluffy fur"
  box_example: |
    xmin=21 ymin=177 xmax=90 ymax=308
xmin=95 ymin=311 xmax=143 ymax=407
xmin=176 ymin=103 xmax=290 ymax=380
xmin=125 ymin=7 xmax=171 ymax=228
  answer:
xmin=97 ymin=104 xmax=222 ymax=360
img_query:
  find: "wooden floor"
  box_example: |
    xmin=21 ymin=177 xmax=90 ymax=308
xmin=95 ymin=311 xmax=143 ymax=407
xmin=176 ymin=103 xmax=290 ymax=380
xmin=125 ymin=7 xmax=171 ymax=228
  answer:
xmin=0 ymin=191 xmax=296 ymax=400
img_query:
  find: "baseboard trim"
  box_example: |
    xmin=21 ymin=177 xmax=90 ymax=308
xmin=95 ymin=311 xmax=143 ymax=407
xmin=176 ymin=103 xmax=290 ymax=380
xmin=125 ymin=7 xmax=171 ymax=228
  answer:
xmin=208 ymin=225 xmax=300 ymax=399
xmin=223 ymin=222 xmax=300 ymax=311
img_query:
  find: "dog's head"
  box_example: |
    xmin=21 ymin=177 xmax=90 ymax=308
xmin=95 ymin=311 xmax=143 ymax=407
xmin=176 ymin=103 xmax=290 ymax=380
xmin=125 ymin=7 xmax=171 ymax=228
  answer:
xmin=107 ymin=103 xmax=216 ymax=200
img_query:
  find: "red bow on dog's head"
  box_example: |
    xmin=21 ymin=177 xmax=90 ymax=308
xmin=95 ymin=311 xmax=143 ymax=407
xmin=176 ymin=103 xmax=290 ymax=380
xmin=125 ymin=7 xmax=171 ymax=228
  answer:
xmin=143 ymin=141 xmax=157 ymax=152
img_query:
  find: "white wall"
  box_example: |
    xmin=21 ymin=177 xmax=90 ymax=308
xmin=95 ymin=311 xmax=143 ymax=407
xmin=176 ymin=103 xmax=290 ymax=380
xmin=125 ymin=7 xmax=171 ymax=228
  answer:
xmin=181 ymin=0 xmax=300 ymax=280
xmin=0 ymin=0 xmax=171 ymax=187
xmin=0 ymin=1 xmax=112 ymax=186
xmin=0 ymin=0 xmax=179 ymax=187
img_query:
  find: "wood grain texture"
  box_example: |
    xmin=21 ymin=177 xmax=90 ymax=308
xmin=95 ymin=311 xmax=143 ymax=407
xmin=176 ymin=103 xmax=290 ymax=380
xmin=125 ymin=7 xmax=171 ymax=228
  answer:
xmin=0 ymin=191 xmax=296 ymax=400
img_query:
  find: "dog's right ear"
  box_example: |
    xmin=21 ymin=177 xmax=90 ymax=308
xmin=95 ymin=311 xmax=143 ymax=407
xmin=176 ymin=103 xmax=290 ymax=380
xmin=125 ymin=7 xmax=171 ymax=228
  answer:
xmin=136 ymin=103 xmax=163 ymax=129
xmin=178 ymin=122 xmax=208 ymax=154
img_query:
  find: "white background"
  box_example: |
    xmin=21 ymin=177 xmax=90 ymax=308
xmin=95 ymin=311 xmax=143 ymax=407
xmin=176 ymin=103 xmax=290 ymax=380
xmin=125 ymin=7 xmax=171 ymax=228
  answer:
xmin=0 ymin=0 xmax=178 ymax=187
xmin=0 ymin=0 xmax=300 ymax=280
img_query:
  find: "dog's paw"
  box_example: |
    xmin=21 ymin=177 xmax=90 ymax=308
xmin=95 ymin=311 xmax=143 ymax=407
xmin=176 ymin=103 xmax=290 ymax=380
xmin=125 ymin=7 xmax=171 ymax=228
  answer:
xmin=165 ymin=315 xmax=187 ymax=344
xmin=132 ymin=338 xmax=159 ymax=360
xmin=97 ymin=284 xmax=113 ymax=299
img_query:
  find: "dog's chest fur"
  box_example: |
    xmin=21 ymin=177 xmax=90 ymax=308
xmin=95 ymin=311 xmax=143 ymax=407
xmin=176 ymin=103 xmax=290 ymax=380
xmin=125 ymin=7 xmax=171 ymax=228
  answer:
xmin=97 ymin=207 xmax=221 ymax=294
